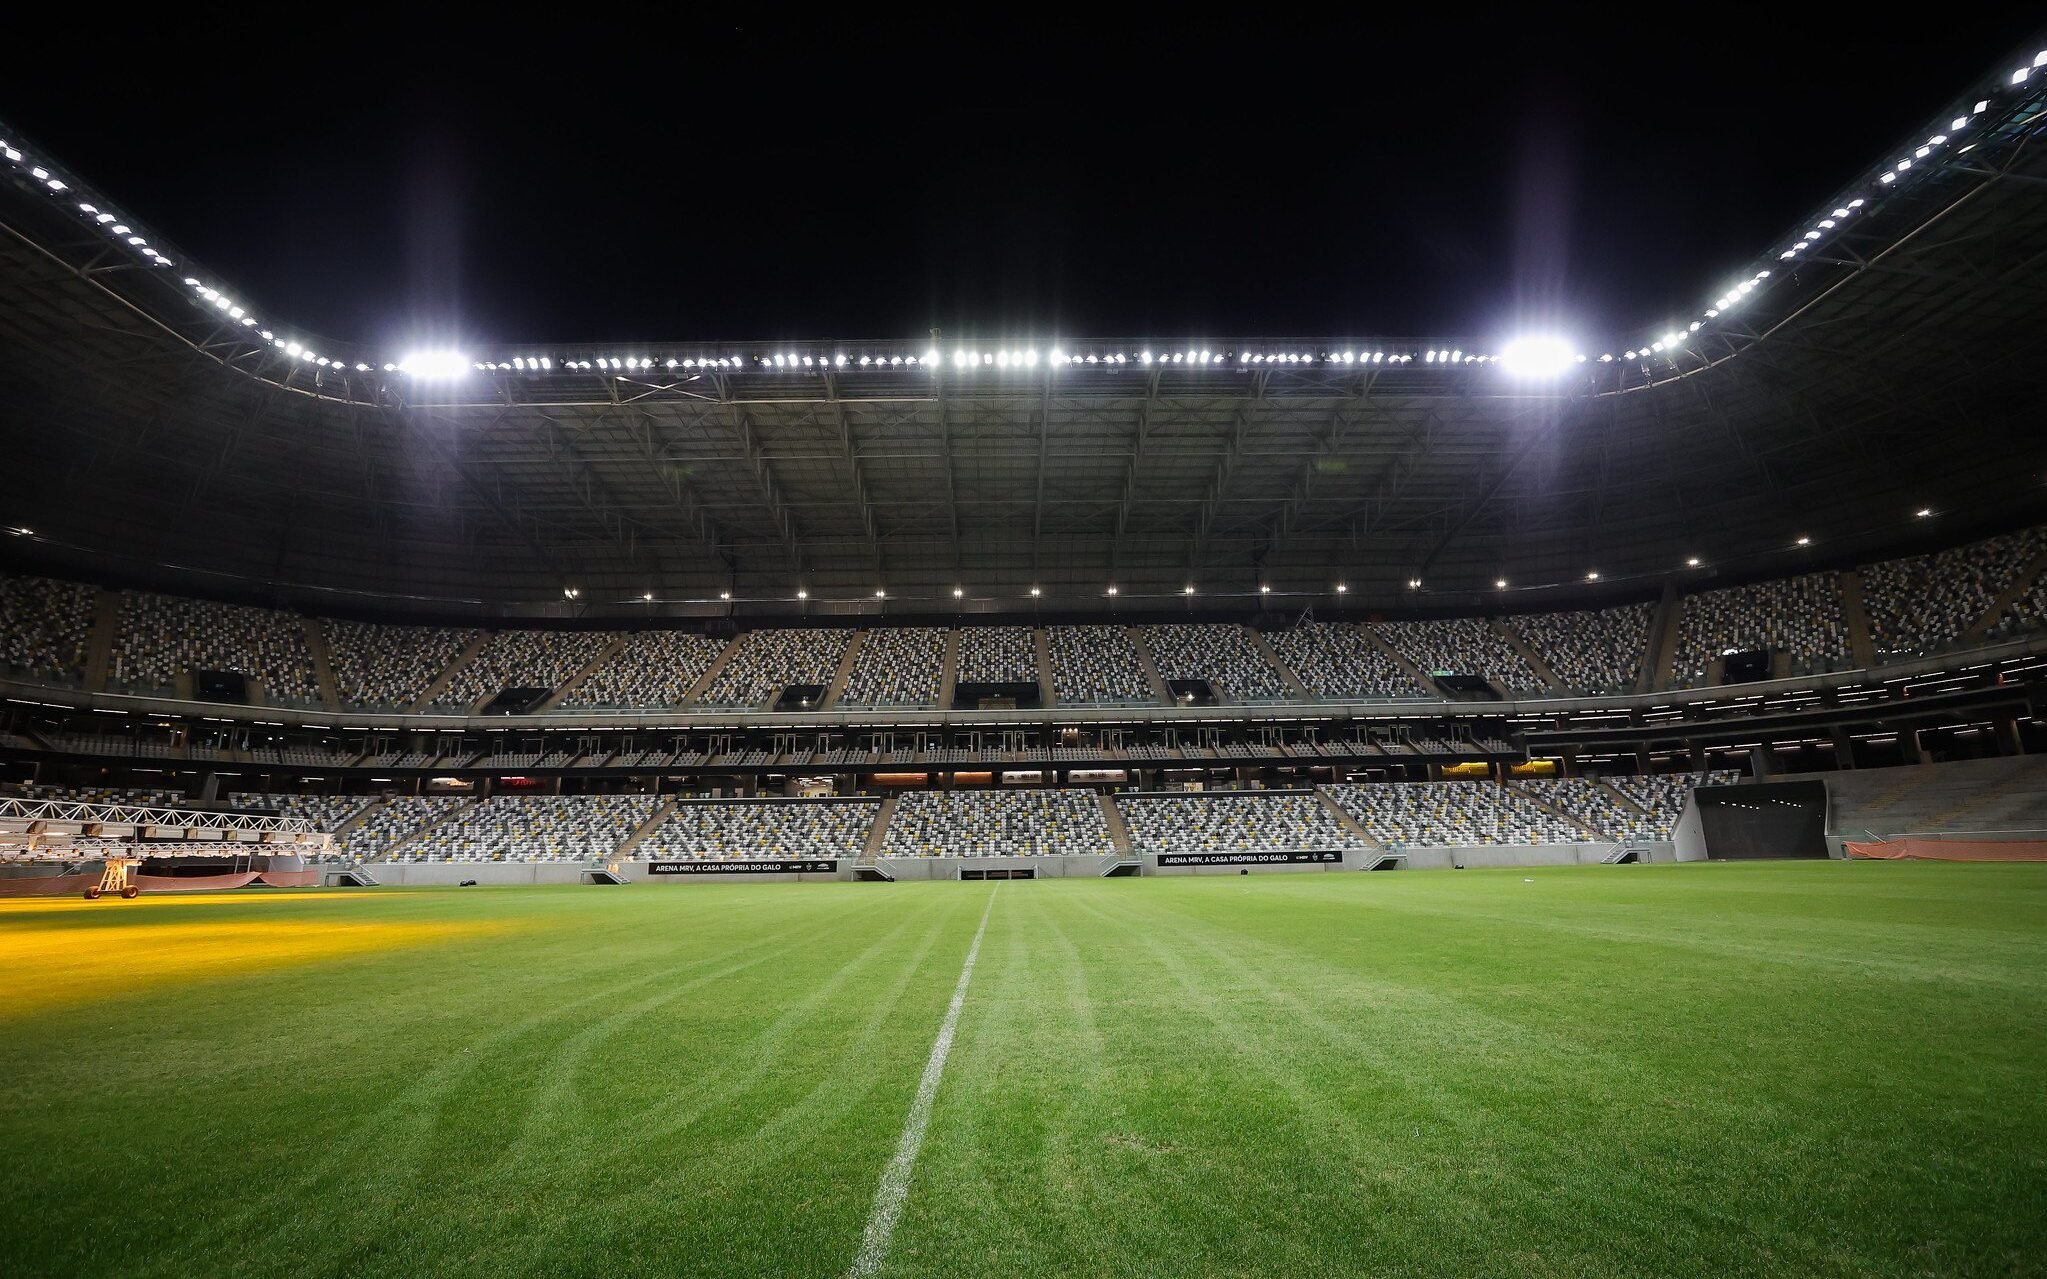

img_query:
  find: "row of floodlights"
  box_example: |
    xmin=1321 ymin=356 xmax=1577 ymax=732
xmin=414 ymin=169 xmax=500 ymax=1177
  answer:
xmin=8 ymin=48 xmax=2043 ymax=384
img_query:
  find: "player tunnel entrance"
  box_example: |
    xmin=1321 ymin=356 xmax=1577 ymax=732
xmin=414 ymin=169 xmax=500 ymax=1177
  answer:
xmin=1696 ymin=780 xmax=1829 ymax=860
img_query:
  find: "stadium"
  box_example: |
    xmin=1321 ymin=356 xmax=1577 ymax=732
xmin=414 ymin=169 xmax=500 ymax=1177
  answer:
xmin=3 ymin=26 xmax=2047 ymax=1277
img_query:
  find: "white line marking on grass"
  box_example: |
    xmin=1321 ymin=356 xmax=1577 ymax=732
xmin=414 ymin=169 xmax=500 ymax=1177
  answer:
xmin=847 ymin=887 xmax=998 ymax=1278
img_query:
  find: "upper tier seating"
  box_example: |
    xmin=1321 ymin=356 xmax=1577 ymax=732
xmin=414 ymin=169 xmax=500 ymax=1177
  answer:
xmin=1324 ymin=781 xmax=1587 ymax=847
xmin=1117 ymin=791 xmax=1371 ymax=853
xmin=343 ymin=796 xmax=468 ymax=859
xmin=954 ymin=626 xmax=1038 ymax=685
xmin=636 ymin=799 xmax=878 ymax=860
xmin=1671 ymin=572 xmax=1850 ymax=686
xmin=1602 ymin=771 xmax=1742 ymax=839
xmin=1263 ymin=623 xmax=1425 ymax=699
xmin=1375 ymin=619 xmax=1543 ymax=692
xmin=1141 ymin=624 xmax=1289 ymax=700
xmin=400 ymin=794 xmax=658 ymax=862
xmin=12 ymin=784 xmax=188 ymax=808
xmin=697 ymin=628 xmax=854 ymax=708
xmin=1049 ymin=626 xmax=1155 ymax=704
xmin=110 ymin=592 xmax=320 ymax=704
xmin=561 ymin=630 xmax=727 ymax=708
xmin=326 ymin=622 xmax=478 ymax=709
xmin=1862 ymin=528 xmax=2045 ymax=660
xmin=882 ymin=788 xmax=1115 ymax=857
xmin=0 ymin=573 xmax=96 ymax=683
xmin=1509 ymin=604 xmax=1652 ymax=694
xmin=433 ymin=629 xmax=616 ymax=709
xmin=838 ymin=628 xmax=945 ymax=707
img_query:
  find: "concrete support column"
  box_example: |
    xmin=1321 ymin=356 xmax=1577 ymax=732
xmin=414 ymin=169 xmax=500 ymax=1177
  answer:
xmin=1995 ymin=715 xmax=2024 ymax=756
xmin=1912 ymin=729 xmax=1935 ymax=767
xmin=1687 ymin=741 xmax=1708 ymax=772
xmin=1831 ymin=727 xmax=1856 ymax=770
xmin=1749 ymin=744 xmax=1774 ymax=779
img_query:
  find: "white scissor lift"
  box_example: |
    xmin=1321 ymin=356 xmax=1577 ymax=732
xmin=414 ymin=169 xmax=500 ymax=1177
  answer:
xmin=0 ymin=797 xmax=335 ymax=900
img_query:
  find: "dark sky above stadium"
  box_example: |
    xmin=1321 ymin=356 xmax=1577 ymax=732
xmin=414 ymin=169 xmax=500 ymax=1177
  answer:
xmin=9 ymin=16 xmax=2041 ymax=352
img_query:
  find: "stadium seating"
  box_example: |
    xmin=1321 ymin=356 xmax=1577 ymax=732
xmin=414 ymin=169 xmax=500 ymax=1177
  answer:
xmin=1263 ymin=622 xmax=1425 ymax=699
xmin=434 ymin=629 xmax=616 ymax=709
xmin=838 ymin=628 xmax=945 ymax=707
xmin=636 ymin=799 xmax=878 ymax=860
xmin=1117 ymin=791 xmax=1371 ymax=853
xmin=1049 ymin=626 xmax=1156 ymax=704
xmin=326 ymin=621 xmax=478 ymax=709
xmin=697 ymin=628 xmax=854 ymax=707
xmin=954 ymin=626 xmax=1038 ymax=685
xmin=1823 ymin=756 xmax=2047 ymax=837
xmin=1671 ymin=572 xmax=1850 ymax=685
xmin=400 ymin=794 xmax=658 ymax=862
xmin=881 ymin=788 xmax=1115 ymax=857
xmin=1602 ymin=771 xmax=1741 ymax=838
xmin=1862 ymin=528 xmax=2045 ymax=660
xmin=1509 ymin=604 xmax=1653 ymax=694
xmin=342 ymin=796 xmax=469 ymax=860
xmin=1324 ymin=780 xmax=1587 ymax=847
xmin=226 ymin=792 xmax=375 ymax=842
xmin=0 ymin=573 xmax=96 ymax=683
xmin=561 ymin=630 xmax=726 ymax=708
xmin=12 ymin=784 xmax=188 ymax=807
xmin=1513 ymin=778 xmax=1651 ymax=841
xmin=1375 ymin=618 xmax=1543 ymax=692
xmin=110 ymin=591 xmax=321 ymax=704
xmin=1141 ymin=624 xmax=1290 ymax=700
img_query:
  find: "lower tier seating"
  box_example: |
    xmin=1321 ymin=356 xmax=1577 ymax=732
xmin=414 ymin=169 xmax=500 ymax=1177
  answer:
xmin=1117 ymin=791 xmax=1371 ymax=854
xmin=882 ymin=788 xmax=1115 ymax=857
xmin=636 ymin=798 xmax=879 ymax=860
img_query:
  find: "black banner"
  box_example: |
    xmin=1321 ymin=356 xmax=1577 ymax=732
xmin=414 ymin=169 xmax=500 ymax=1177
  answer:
xmin=647 ymin=859 xmax=838 ymax=875
xmin=1154 ymin=850 xmax=1344 ymax=867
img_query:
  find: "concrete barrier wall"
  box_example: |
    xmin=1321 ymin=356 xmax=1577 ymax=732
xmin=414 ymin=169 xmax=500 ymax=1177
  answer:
xmin=877 ymin=854 xmax=1120 ymax=880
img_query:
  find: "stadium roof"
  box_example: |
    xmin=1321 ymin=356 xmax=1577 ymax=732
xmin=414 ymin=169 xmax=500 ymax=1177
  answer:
xmin=2 ymin=46 xmax=2046 ymax=620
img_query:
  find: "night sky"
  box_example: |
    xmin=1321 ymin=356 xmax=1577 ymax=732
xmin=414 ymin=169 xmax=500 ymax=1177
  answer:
xmin=8 ymin=16 xmax=2041 ymax=352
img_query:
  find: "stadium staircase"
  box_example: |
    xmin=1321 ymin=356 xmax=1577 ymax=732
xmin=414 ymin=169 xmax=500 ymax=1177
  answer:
xmin=1248 ymin=629 xmax=1314 ymax=700
xmin=1492 ymin=618 xmax=1564 ymax=693
xmin=1644 ymin=583 xmax=1684 ymax=692
xmin=1313 ymin=788 xmax=1385 ymax=850
xmin=1594 ymin=779 xmax=1650 ymax=820
xmin=1838 ymin=571 xmax=1878 ymax=670
xmin=936 ymin=629 xmax=961 ymax=708
xmin=408 ymin=631 xmax=492 ymax=712
xmin=1362 ymin=628 xmax=1439 ymax=696
xmin=83 ymin=588 xmax=121 ymax=694
xmin=534 ymin=635 xmax=628 ymax=712
xmin=1964 ymin=546 xmax=2047 ymax=644
xmin=1031 ymin=628 xmax=1057 ymax=706
xmin=682 ymin=635 xmax=745 ymax=704
xmin=614 ymin=797 xmax=677 ymax=861
xmin=302 ymin=617 xmax=342 ymax=711
xmin=1507 ymin=781 xmax=1611 ymax=842
xmin=1097 ymin=793 xmax=1135 ymax=853
xmin=856 ymin=795 xmax=898 ymax=881
xmin=380 ymin=798 xmax=477 ymax=860
xmin=1126 ymin=627 xmax=1174 ymax=704
xmin=821 ymin=631 xmax=867 ymax=708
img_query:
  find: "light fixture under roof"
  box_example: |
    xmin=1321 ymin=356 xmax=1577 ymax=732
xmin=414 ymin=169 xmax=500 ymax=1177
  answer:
xmin=1496 ymin=335 xmax=1579 ymax=379
xmin=397 ymin=351 xmax=470 ymax=379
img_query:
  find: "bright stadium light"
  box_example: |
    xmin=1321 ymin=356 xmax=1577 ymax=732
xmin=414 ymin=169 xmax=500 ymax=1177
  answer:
xmin=1498 ymin=335 xmax=1577 ymax=379
xmin=398 ymin=351 xmax=469 ymax=379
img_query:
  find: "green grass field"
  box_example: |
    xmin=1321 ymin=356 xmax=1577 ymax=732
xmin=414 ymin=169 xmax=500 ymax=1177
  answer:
xmin=3 ymin=862 xmax=2044 ymax=1277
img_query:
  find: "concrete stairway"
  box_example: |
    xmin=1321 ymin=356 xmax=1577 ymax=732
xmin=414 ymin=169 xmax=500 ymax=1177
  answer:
xmin=1964 ymin=547 xmax=2047 ymax=643
xmin=1314 ymin=788 xmax=1385 ymax=850
xmin=1644 ymin=584 xmax=1685 ymax=692
xmin=377 ymin=799 xmax=476 ymax=861
xmin=821 ymin=631 xmax=866 ymax=709
xmin=1098 ymin=793 xmax=1135 ymax=853
xmin=1838 ymin=570 xmax=1877 ymax=670
xmin=1361 ymin=625 xmax=1438 ymax=695
xmin=408 ymin=630 xmax=491 ymax=713
xmin=1249 ymin=628 xmax=1314 ymax=699
xmin=1032 ymin=628 xmax=1058 ymax=706
xmin=302 ymin=617 xmax=342 ymax=711
xmin=535 ymin=634 xmax=627 ymax=712
xmin=683 ymin=634 xmax=746 ymax=705
xmin=861 ymin=794 xmax=899 ymax=864
xmin=83 ymin=588 xmax=122 ymax=693
xmin=1126 ymin=626 xmax=1173 ymax=703
xmin=1508 ymin=781 xmax=1610 ymax=841
xmin=1491 ymin=617 xmax=1564 ymax=692
xmin=614 ymin=797 xmax=677 ymax=860
xmin=936 ymin=629 xmax=961 ymax=709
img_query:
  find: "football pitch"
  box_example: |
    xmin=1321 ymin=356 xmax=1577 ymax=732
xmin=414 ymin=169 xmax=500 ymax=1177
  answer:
xmin=2 ymin=863 xmax=2043 ymax=1277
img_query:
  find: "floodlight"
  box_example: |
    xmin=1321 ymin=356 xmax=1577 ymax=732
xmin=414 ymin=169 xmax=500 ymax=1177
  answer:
xmin=1497 ymin=336 xmax=1576 ymax=378
xmin=398 ymin=351 xmax=469 ymax=379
